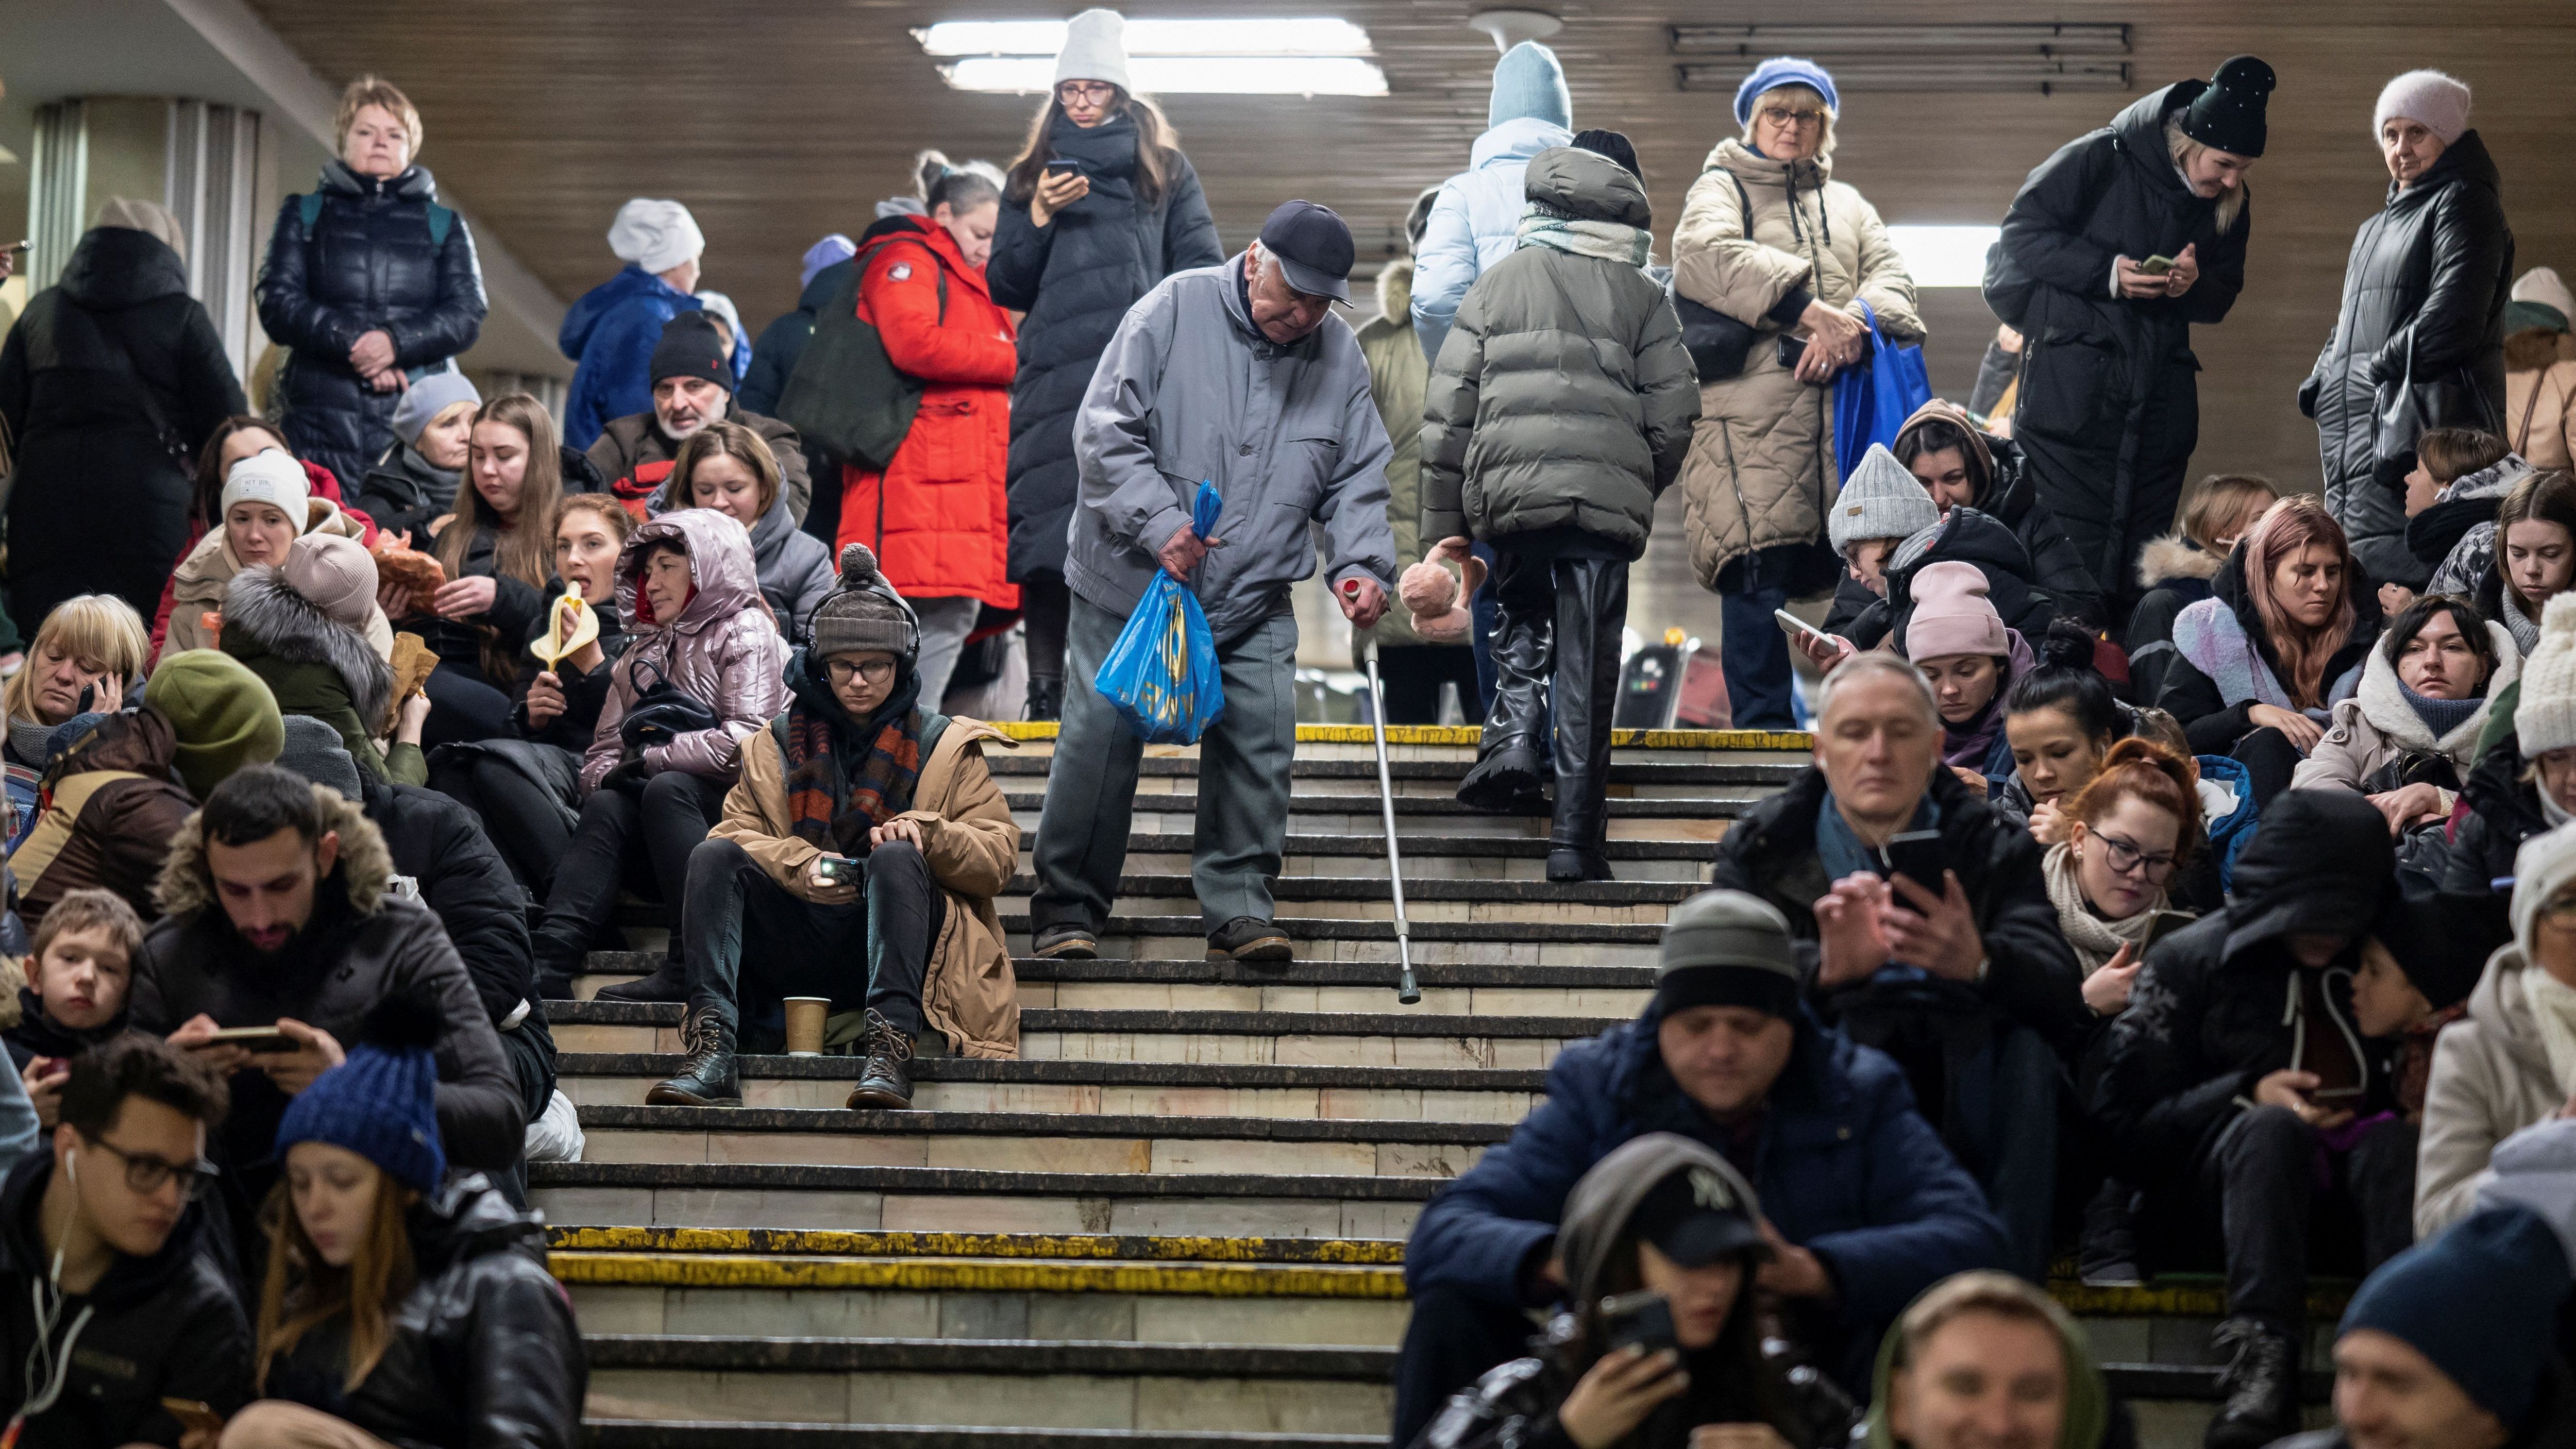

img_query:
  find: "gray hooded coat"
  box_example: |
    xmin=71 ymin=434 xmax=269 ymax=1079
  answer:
xmin=1069 ymin=252 xmax=1396 ymax=647
xmin=1420 ymin=147 xmax=1701 ymax=559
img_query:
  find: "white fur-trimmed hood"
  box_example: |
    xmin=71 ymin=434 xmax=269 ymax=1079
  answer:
xmin=2345 ymin=616 xmax=2521 ymax=761
xmin=2137 ymin=533 xmax=2220 ymax=589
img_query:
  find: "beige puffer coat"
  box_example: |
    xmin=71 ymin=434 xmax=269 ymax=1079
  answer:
xmin=157 ymin=496 xmax=390 ymax=665
xmin=1670 ymin=139 xmax=1920 ymax=590
xmin=2418 ymin=942 xmax=2566 ymax=1238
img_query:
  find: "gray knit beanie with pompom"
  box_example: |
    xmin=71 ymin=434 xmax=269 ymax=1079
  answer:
xmin=810 ymin=543 xmax=920 ymax=663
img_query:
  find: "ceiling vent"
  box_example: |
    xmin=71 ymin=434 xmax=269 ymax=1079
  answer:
xmin=1672 ymin=23 xmax=2130 ymax=95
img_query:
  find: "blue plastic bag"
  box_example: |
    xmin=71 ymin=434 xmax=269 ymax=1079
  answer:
xmin=1832 ymin=299 xmax=1934 ymax=482
xmin=1094 ymin=482 xmax=1227 ymax=744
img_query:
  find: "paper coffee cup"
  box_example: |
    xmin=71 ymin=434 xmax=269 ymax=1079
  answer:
xmin=783 ymin=997 xmax=831 ymax=1056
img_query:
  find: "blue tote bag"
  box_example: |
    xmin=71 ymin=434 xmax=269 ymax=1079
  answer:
xmin=1832 ymin=299 xmax=1934 ymax=481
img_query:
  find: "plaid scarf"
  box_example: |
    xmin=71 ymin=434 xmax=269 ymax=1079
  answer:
xmin=784 ymin=660 xmax=924 ymax=854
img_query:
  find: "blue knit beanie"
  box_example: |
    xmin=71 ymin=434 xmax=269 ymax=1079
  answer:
xmin=1733 ymin=56 xmax=1839 ymax=127
xmin=1488 ymin=42 xmax=1570 ymax=131
xmin=2340 ymin=1206 xmax=2571 ymax=1428
xmin=275 ymin=993 xmax=446 ymax=1195
xmin=800 ymin=234 xmax=856 ymax=290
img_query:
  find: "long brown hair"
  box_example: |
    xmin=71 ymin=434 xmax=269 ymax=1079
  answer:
xmin=2241 ymin=495 xmax=2356 ymax=708
xmin=2068 ymin=736 xmax=2204 ymax=869
xmin=1003 ymin=87 xmax=1180 ymax=208
xmin=439 ymin=394 xmax=561 ymax=591
xmin=254 ymin=1172 xmax=418 ymax=1393
xmin=2493 ymin=469 xmax=2576 ymax=615
xmin=670 ymin=420 xmax=782 ymax=520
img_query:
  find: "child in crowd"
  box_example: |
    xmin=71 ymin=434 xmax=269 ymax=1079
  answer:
xmin=8 ymin=887 xmax=145 ymax=1125
xmin=2408 ymin=427 xmax=2524 ymax=604
xmin=1817 ymin=443 xmax=1940 ymax=643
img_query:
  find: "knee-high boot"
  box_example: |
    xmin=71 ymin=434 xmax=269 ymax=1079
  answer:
xmin=1546 ymin=557 xmax=1627 ymax=882
xmin=1456 ymin=551 xmax=1553 ymax=813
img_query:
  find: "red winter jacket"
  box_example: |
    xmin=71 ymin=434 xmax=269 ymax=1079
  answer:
xmin=837 ymin=217 xmax=1019 ymax=610
xmin=147 ymin=458 xmax=378 ymax=661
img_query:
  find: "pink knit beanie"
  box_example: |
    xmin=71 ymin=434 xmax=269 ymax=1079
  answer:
xmin=1905 ymin=561 xmax=2008 ymax=661
xmin=282 ymin=533 xmax=380 ymax=630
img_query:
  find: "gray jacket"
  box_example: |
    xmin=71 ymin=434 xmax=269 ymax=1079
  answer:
xmin=1069 ymin=252 xmax=1398 ymax=646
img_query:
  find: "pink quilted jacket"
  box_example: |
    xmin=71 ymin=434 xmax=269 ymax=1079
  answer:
xmin=581 ymin=508 xmax=791 ymax=791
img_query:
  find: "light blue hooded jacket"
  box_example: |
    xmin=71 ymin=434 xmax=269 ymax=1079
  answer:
xmin=1411 ymin=116 xmax=1573 ymax=365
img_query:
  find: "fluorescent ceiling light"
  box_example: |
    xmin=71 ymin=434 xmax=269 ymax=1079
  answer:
xmin=919 ymin=18 xmax=1373 ymax=57
xmin=940 ymin=55 xmax=1386 ymax=96
xmin=1885 ymin=226 xmax=2001 ymax=289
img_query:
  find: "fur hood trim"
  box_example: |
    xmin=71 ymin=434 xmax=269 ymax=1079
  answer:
xmin=222 ymin=567 xmax=393 ymax=729
xmin=2137 ymin=533 xmax=2220 ymax=589
xmin=2346 ymin=616 xmax=2521 ymax=759
xmin=1376 ymin=257 xmax=1412 ymax=327
xmin=156 ymin=782 xmax=394 ymax=919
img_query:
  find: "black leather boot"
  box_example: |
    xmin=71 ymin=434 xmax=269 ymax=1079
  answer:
xmin=2205 ymin=1317 xmax=2301 ymax=1449
xmin=1544 ymin=558 xmax=1626 ymax=883
xmin=1024 ymin=677 xmax=1063 ymax=722
xmin=845 ymin=1009 xmax=917 ymax=1109
xmin=597 ymin=953 xmax=688 ymax=1004
xmin=646 ymin=1006 xmax=739 ymax=1107
xmin=1458 ymin=554 xmax=1553 ymax=814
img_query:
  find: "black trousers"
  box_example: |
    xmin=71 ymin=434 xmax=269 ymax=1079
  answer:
xmin=1372 ymin=644 xmax=1482 ymax=726
xmin=1022 ymin=570 xmax=1071 ymax=692
xmin=422 ymin=660 xmax=516 ymax=747
xmin=1389 ymin=1286 xmax=1539 ymax=1447
xmin=2231 ymin=726 xmax=2303 ymax=810
xmin=2202 ymin=1104 xmax=2418 ymax=1333
xmin=432 ymin=753 xmax=576 ymax=897
xmin=491 ymin=1015 xmax=558 ymax=1208
xmin=1486 ymin=551 xmax=1627 ymax=852
xmin=531 ymin=769 xmax=732 ymax=979
xmin=680 ymin=835 xmax=944 ymax=1038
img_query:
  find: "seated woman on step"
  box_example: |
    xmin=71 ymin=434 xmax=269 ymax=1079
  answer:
xmin=621 ymin=544 xmax=1020 ymax=1111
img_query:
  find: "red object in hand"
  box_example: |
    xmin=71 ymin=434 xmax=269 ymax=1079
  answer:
xmin=1341 ymin=579 xmax=1360 ymax=595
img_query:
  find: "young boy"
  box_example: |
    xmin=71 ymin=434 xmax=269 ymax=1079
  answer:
xmin=1420 ymin=131 xmax=1698 ymax=882
xmin=8 ymin=889 xmax=144 ymax=1126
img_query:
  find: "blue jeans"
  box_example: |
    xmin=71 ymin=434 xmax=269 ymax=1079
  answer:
xmin=1468 ymin=541 xmax=1501 ymax=718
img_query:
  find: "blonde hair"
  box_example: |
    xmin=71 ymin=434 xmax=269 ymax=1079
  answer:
xmin=1890 ymin=1272 xmax=2074 ymax=1371
xmin=2179 ymin=474 xmax=2280 ymax=557
xmin=255 ymin=1172 xmax=417 ymax=1393
xmin=554 ymin=493 xmax=636 ymax=548
xmin=1740 ymin=83 xmax=1838 ymax=158
xmin=672 ymin=420 xmax=783 ymax=521
xmin=4 ymin=596 xmax=150 ymax=727
xmin=335 ymin=75 xmax=422 ymax=157
xmin=2165 ymin=120 xmax=2247 ymax=234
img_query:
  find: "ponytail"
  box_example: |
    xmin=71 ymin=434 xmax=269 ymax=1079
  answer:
xmin=2005 ymin=619 xmax=2123 ymax=743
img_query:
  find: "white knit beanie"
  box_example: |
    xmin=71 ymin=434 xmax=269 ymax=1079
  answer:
xmin=221 ymin=449 xmax=311 ymax=527
xmin=1054 ymin=8 xmax=1131 ymax=92
xmin=2513 ymin=822 xmax=2576 ymax=958
xmin=1828 ymin=445 xmax=1942 ymax=554
xmin=2374 ymin=69 xmax=2473 ymax=145
xmin=2521 ymin=594 xmax=2576 ymax=756
xmin=608 ymin=199 xmax=705 ymax=275
xmin=2516 ymin=268 xmax=2576 ymax=325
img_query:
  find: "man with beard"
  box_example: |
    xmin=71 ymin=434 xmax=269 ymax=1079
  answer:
xmin=587 ymin=311 xmax=813 ymax=524
xmin=125 ymin=765 xmax=519 ymax=1266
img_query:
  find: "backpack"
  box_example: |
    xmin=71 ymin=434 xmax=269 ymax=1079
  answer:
xmin=299 ymin=192 xmax=453 ymax=249
xmin=775 ymin=235 xmax=947 ymax=471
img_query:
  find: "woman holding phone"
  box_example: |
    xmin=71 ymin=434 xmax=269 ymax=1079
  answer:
xmin=1896 ymin=562 xmax=2031 ymax=799
xmin=988 ymin=8 xmax=1220 ymax=721
xmin=1408 ymin=1134 xmax=1857 ymax=1449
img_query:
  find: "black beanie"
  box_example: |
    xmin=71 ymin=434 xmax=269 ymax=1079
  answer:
xmin=2371 ymin=868 xmax=2484 ymax=1013
xmin=650 ymin=311 xmax=733 ymax=392
xmin=2177 ymin=55 xmax=2276 ymax=158
xmin=1570 ymin=128 xmax=1641 ymax=183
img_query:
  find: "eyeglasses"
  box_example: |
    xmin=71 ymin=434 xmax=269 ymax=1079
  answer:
xmin=1057 ymin=81 xmax=1117 ymax=105
xmin=824 ymin=658 xmax=899 ymax=686
xmin=1758 ymin=108 xmax=1827 ymax=129
xmin=2090 ymin=831 xmax=2178 ymax=883
xmin=82 ymin=1136 xmax=220 ymax=1201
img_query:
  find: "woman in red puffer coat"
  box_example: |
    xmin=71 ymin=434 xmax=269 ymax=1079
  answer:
xmin=839 ymin=155 xmax=1019 ymax=705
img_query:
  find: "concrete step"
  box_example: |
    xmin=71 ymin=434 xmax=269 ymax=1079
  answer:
xmin=557 ymin=1053 xmax=1545 ymax=1122
xmin=1000 ymin=915 xmax=1659 ymax=967
xmin=549 ymin=1001 xmax=1616 ymax=1069
xmin=985 ymin=755 xmax=1801 ymax=788
xmin=1002 ymin=791 xmax=1737 ymax=839
xmin=1045 ymin=834 xmax=1711 ymax=883
xmin=573 ymin=1104 xmax=1499 ymax=1178
xmin=588 ymin=1422 xmax=1375 ymax=1449
xmin=583 ymin=1336 xmax=1392 ymax=1436
xmin=994 ymin=873 xmax=1692 ymax=927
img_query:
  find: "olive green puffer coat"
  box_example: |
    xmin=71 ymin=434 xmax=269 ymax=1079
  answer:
xmin=1419 ymin=147 xmax=1700 ymax=560
xmin=1354 ymin=259 xmax=1438 ymax=653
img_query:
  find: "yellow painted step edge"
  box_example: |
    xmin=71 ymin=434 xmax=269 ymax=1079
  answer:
xmin=547 ymin=1251 xmax=1406 ymax=1299
xmin=994 ymin=721 xmax=1811 ymax=750
xmin=547 ymin=1225 xmax=1402 ymax=1265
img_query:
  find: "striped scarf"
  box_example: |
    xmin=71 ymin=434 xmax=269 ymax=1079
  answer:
xmin=784 ymin=666 xmax=923 ymax=854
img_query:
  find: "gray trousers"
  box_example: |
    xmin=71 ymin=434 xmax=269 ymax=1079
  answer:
xmin=1030 ymin=595 xmax=1298 ymax=932
xmin=913 ymin=595 xmax=982 ymax=708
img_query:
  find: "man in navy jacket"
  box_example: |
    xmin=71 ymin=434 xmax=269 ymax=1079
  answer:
xmin=1393 ymin=889 xmax=2010 ymax=1443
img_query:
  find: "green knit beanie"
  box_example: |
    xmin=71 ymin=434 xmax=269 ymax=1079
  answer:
xmin=145 ymin=651 xmax=285 ymax=798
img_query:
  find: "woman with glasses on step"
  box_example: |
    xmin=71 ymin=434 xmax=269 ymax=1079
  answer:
xmin=987 ymin=8 xmax=1220 ymax=722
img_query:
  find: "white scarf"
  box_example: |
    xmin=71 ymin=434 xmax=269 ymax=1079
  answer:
xmin=2043 ymin=841 xmax=2167 ymax=974
xmin=2525 ymin=965 xmax=2576 ymax=1096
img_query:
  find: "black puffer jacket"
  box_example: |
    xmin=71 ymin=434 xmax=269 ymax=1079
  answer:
xmin=359 ymin=775 xmax=537 ymax=1029
xmin=0 ymin=1151 xmax=251 ymax=1449
xmin=2442 ymin=730 xmax=2551 ymax=952
xmin=1710 ymin=765 xmax=2092 ymax=1055
xmin=352 ymin=441 xmax=460 ymax=543
xmin=263 ymin=1176 xmax=583 ymax=1449
xmin=1831 ymin=507 xmax=2056 ymax=652
xmin=0 ymin=225 xmax=246 ymax=629
xmin=2151 ymin=541 xmax=2385 ymax=756
xmin=126 ymin=790 xmax=524 ymax=1197
xmin=2123 ymin=533 xmax=2224 ymax=707
xmin=256 ymin=161 xmax=487 ymax=491
xmin=395 ymin=524 xmax=551 ymax=681
xmin=1985 ymin=81 xmax=2251 ymax=601
xmin=2093 ymin=790 xmax=2397 ymax=1178
xmin=2303 ymin=132 xmax=2514 ymax=589
xmin=987 ymin=112 xmax=1221 ymax=581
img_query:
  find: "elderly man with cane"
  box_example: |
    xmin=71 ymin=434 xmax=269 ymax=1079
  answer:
xmin=1026 ymin=201 xmax=1398 ymax=965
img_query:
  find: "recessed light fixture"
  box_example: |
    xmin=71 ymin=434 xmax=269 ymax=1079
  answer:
xmin=1884 ymin=226 xmax=2003 ymax=289
xmin=918 ymin=17 xmax=1388 ymax=96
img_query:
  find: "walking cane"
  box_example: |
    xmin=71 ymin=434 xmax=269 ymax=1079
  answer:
xmin=1362 ymin=641 xmax=1423 ymax=1005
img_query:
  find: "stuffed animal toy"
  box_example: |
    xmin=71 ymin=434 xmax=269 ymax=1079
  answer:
xmin=1399 ymin=537 xmax=1486 ymax=644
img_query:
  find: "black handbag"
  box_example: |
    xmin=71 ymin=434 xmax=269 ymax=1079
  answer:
xmin=2372 ymin=335 xmax=2500 ymax=484
xmin=618 ymin=656 xmax=721 ymax=754
xmin=1670 ymin=171 xmax=1761 ymax=383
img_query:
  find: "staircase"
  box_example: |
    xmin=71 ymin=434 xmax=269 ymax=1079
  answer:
xmin=533 ymin=723 xmax=2330 ymax=1449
